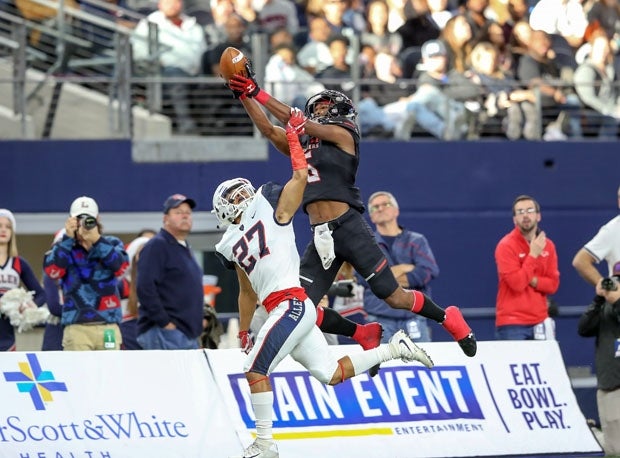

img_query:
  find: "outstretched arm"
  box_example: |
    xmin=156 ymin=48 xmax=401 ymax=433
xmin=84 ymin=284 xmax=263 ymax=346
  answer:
xmin=230 ymin=72 xmax=355 ymax=154
xmin=240 ymin=97 xmax=290 ymax=156
xmin=275 ymin=109 xmax=308 ymax=224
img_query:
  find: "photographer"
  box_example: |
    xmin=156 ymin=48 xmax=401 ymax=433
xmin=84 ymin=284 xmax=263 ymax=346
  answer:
xmin=577 ymin=271 xmax=620 ymax=456
xmin=43 ymin=196 xmax=129 ymax=351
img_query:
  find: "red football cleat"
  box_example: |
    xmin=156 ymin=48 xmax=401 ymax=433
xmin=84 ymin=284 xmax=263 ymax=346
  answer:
xmin=442 ymin=306 xmax=477 ymax=357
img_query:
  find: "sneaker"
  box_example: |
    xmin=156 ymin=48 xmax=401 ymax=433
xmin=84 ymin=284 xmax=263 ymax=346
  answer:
xmin=230 ymin=439 xmax=279 ymax=458
xmin=442 ymin=306 xmax=477 ymax=357
xmin=388 ymin=330 xmax=434 ymax=368
xmin=353 ymin=322 xmax=383 ymax=377
xmin=394 ymin=111 xmax=416 ymax=140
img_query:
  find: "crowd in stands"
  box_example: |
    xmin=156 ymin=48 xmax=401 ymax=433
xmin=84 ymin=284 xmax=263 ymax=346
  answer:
xmin=3 ymin=0 xmax=620 ymax=138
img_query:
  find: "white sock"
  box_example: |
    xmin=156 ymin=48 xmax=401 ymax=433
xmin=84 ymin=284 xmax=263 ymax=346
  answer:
xmin=251 ymin=391 xmax=274 ymax=442
xmin=348 ymin=345 xmax=393 ymax=375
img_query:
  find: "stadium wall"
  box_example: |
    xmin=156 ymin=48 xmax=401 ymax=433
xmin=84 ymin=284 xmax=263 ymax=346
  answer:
xmin=2 ymin=140 xmax=615 ymax=368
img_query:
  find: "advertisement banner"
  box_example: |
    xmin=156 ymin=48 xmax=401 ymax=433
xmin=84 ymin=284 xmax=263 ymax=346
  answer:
xmin=209 ymin=341 xmax=603 ymax=458
xmin=0 ymin=350 xmax=242 ymax=458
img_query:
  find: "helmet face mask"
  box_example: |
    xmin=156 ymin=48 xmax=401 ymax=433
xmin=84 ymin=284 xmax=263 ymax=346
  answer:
xmin=304 ymin=90 xmax=357 ymax=124
xmin=212 ymin=178 xmax=256 ymax=227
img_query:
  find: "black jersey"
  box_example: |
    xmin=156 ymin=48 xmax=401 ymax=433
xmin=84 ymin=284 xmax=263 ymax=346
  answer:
xmin=301 ymin=118 xmax=364 ymax=214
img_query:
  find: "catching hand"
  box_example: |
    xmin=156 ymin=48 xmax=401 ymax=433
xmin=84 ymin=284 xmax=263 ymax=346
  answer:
xmin=238 ymin=330 xmax=254 ymax=354
xmin=286 ymin=107 xmax=307 ymax=136
xmin=228 ymin=64 xmax=261 ymax=99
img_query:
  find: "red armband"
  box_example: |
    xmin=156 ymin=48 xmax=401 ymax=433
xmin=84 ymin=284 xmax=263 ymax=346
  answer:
xmin=255 ymin=89 xmax=271 ymax=105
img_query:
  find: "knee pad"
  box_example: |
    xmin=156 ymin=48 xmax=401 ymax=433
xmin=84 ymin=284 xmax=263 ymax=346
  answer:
xmin=367 ymin=266 xmax=399 ymax=299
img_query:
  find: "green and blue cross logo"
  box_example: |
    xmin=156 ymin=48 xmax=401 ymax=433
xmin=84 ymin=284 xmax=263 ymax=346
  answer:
xmin=3 ymin=353 xmax=67 ymax=410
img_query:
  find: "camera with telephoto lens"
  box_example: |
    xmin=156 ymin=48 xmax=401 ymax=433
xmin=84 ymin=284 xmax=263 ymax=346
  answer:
xmin=601 ymin=276 xmax=619 ymax=292
xmin=78 ymin=215 xmax=97 ymax=230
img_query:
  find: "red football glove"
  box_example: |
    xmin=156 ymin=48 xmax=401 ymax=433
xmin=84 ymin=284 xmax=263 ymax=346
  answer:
xmin=238 ymin=330 xmax=254 ymax=354
xmin=228 ymin=63 xmax=271 ymax=104
xmin=286 ymin=107 xmax=307 ymax=135
xmin=229 ymin=74 xmax=261 ymax=99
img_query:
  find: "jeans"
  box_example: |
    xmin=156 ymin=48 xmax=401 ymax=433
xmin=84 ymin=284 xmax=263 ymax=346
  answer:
xmin=495 ymin=325 xmax=536 ymax=340
xmin=137 ymin=326 xmax=199 ymax=350
xmin=405 ymin=85 xmax=466 ymax=139
xmin=367 ymin=314 xmax=431 ymax=343
xmin=358 ymin=97 xmax=398 ymax=134
xmin=162 ymin=66 xmax=196 ymax=134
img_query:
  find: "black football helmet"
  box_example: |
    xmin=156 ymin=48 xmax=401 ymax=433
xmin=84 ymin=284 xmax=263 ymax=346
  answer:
xmin=304 ymin=90 xmax=358 ymax=124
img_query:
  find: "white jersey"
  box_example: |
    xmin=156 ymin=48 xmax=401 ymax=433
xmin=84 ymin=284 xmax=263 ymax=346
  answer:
xmin=0 ymin=257 xmax=21 ymax=295
xmin=584 ymin=215 xmax=620 ymax=276
xmin=215 ymin=183 xmax=301 ymax=304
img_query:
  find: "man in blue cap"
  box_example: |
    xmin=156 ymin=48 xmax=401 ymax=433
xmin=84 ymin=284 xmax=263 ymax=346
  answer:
xmin=136 ymin=193 xmax=204 ymax=350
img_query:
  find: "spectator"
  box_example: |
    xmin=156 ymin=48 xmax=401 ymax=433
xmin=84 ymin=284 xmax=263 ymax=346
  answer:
xmin=428 ymin=0 xmax=455 ymax=30
xmin=297 ymin=16 xmax=334 ymax=75
xmin=316 ymin=34 xmax=354 ymax=93
xmin=268 ymin=26 xmax=295 ymax=51
xmin=41 ymin=229 xmax=66 ymax=351
xmin=572 ymin=185 xmax=620 ymax=286
xmin=517 ymin=29 xmax=583 ymax=139
xmin=494 ymin=195 xmax=560 ymax=340
xmin=202 ymin=13 xmax=251 ymax=76
xmin=577 ymin=270 xmax=620 ymax=457
xmin=119 ymin=231 xmax=155 ymax=350
xmin=362 ymin=0 xmax=404 ymax=56
xmin=228 ymin=74 xmax=477 ymax=359
xmin=0 ymin=209 xmax=46 ymax=351
xmin=254 ymin=0 xmax=299 ymax=35
xmin=586 ymin=0 xmax=620 ymax=43
xmin=468 ymin=41 xmax=538 ymax=139
xmin=43 ymin=197 xmax=129 ymax=351
xmin=131 ymin=0 xmax=207 ymax=134
xmin=501 ymin=0 xmax=529 ymax=45
xmin=529 ymin=0 xmax=588 ymax=50
xmin=573 ymin=33 xmax=620 ymax=138
xmin=203 ymin=0 xmax=235 ymax=46
xmin=442 ymin=14 xmax=474 ymax=72
xmin=212 ymin=116 xmax=433 ymax=458
xmin=232 ymin=0 xmax=258 ymax=28
xmin=396 ymin=0 xmax=441 ymax=50
xmin=507 ymin=19 xmax=533 ymax=75
xmin=361 ymin=191 xmax=439 ymax=343
xmin=322 ymin=0 xmax=363 ymax=36
xmin=462 ymin=0 xmax=494 ymax=45
xmin=264 ymin=43 xmax=325 ymax=108
xmin=386 ymin=0 xmax=407 ymax=33
xmin=394 ymin=39 xmax=482 ymax=140
xmin=136 ymin=194 xmax=204 ymax=350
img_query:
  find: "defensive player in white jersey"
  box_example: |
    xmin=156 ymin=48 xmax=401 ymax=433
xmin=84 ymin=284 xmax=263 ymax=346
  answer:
xmin=213 ymin=109 xmax=434 ymax=458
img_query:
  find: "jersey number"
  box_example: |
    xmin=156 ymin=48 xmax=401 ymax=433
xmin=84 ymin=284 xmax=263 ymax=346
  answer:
xmin=232 ymin=221 xmax=271 ymax=274
xmin=305 ymin=150 xmax=320 ymax=183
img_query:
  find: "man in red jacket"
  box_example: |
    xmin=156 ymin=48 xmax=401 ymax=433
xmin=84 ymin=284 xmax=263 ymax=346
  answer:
xmin=494 ymin=195 xmax=560 ymax=340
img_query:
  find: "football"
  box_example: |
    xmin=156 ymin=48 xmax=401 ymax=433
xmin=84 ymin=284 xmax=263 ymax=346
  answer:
xmin=219 ymin=46 xmax=249 ymax=81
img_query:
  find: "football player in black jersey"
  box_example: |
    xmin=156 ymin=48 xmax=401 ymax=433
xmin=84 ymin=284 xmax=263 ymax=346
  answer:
xmin=228 ymin=70 xmax=477 ymax=359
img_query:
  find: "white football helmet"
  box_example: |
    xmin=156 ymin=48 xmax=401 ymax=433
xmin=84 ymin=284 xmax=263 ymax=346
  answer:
xmin=211 ymin=177 xmax=256 ymax=227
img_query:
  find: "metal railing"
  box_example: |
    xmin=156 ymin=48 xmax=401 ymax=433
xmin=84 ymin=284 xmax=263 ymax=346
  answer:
xmin=1 ymin=0 xmax=618 ymax=140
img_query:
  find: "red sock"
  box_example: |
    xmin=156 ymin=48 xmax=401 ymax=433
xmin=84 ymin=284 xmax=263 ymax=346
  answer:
xmin=411 ymin=290 xmax=425 ymax=313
